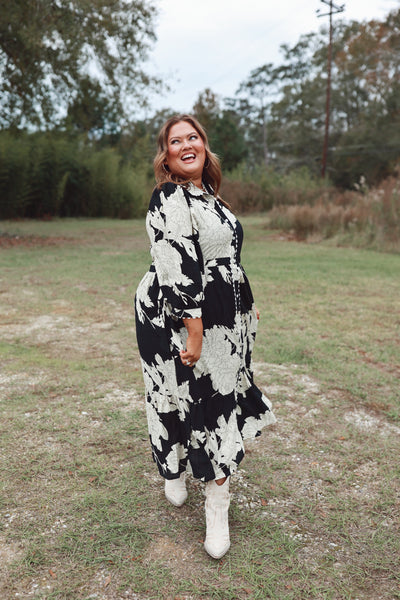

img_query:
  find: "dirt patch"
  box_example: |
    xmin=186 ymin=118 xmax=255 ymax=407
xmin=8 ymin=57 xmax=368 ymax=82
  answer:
xmin=144 ymin=535 xmax=198 ymax=572
xmin=0 ymin=232 xmax=74 ymax=248
xmin=0 ymin=312 xmax=135 ymax=361
xmin=344 ymin=408 xmax=400 ymax=435
xmin=0 ymin=535 xmax=23 ymax=565
xmin=0 ymin=371 xmax=48 ymax=396
xmin=99 ymin=388 xmax=144 ymax=411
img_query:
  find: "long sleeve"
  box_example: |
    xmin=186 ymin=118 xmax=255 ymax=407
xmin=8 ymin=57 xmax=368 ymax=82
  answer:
xmin=146 ymin=183 xmax=204 ymax=320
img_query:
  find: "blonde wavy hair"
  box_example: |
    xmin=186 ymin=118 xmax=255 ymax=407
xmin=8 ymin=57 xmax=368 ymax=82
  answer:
xmin=153 ymin=114 xmax=223 ymax=197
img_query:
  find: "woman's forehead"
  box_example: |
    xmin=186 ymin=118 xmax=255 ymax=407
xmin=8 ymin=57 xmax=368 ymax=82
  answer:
xmin=168 ymin=121 xmax=197 ymax=139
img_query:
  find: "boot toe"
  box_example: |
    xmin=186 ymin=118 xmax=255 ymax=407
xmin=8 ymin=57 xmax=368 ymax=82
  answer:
xmin=165 ymin=488 xmax=188 ymax=507
xmin=164 ymin=473 xmax=187 ymax=507
xmin=204 ymin=538 xmax=230 ymax=559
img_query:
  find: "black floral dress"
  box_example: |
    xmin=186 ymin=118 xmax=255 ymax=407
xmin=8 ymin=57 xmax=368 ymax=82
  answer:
xmin=135 ymin=181 xmax=276 ymax=482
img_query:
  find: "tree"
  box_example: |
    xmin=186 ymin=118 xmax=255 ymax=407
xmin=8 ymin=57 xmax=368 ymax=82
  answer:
xmin=192 ymin=89 xmax=247 ymax=171
xmin=192 ymin=88 xmax=220 ymax=134
xmin=329 ymin=11 xmax=400 ymax=184
xmin=63 ymin=76 xmax=121 ymax=140
xmin=235 ymin=9 xmax=400 ymax=184
xmin=0 ymin=0 xmax=158 ymax=128
xmin=116 ymin=108 xmax=176 ymax=165
xmin=235 ymin=63 xmax=280 ymax=166
xmin=268 ymin=35 xmax=327 ymax=172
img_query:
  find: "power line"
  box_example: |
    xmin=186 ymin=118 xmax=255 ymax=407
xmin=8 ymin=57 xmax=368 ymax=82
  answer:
xmin=317 ymin=0 xmax=345 ymax=178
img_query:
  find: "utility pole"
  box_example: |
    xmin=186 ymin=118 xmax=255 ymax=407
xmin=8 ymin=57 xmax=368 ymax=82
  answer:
xmin=317 ymin=0 xmax=345 ymax=178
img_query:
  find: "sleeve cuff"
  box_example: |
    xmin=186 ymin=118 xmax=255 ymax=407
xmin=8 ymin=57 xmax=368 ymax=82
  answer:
xmin=180 ymin=307 xmax=202 ymax=320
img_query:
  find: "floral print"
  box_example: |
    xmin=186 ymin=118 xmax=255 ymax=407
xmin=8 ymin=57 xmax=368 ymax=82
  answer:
xmin=135 ymin=182 xmax=276 ymax=482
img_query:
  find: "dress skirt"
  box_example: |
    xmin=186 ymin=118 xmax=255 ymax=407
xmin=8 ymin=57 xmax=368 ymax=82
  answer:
xmin=135 ymin=181 xmax=276 ymax=482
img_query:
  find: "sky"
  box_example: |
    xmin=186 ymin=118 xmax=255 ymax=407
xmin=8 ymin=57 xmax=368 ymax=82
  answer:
xmin=145 ymin=0 xmax=400 ymax=114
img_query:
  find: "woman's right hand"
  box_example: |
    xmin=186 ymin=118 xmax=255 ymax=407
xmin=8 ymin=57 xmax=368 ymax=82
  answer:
xmin=180 ymin=317 xmax=203 ymax=367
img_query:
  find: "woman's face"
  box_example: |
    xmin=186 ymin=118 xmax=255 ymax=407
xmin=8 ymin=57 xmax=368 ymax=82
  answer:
xmin=165 ymin=121 xmax=206 ymax=187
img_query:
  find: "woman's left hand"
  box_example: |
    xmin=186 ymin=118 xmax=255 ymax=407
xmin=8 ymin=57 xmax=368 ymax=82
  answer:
xmin=180 ymin=317 xmax=203 ymax=367
xmin=255 ymin=306 xmax=260 ymax=320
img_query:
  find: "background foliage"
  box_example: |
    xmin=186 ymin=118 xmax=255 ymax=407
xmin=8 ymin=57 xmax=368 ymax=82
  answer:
xmin=0 ymin=132 xmax=152 ymax=218
xmin=0 ymin=4 xmax=399 ymax=251
xmin=0 ymin=0 xmax=158 ymax=128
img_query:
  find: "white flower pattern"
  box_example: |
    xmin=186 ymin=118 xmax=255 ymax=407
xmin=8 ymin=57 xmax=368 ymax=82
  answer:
xmin=196 ymin=326 xmax=241 ymax=396
xmin=135 ymin=182 xmax=276 ymax=482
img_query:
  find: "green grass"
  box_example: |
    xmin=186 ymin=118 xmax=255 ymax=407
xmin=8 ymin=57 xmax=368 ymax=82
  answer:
xmin=0 ymin=217 xmax=399 ymax=599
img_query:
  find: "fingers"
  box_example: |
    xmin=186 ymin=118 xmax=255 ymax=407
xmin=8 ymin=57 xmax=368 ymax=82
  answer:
xmin=180 ymin=333 xmax=202 ymax=367
xmin=179 ymin=349 xmax=197 ymax=367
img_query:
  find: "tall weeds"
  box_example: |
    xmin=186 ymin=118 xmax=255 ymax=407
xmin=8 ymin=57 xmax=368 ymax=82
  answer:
xmin=223 ymin=164 xmax=400 ymax=252
xmin=224 ymin=165 xmax=327 ymax=211
xmin=267 ymin=176 xmax=400 ymax=252
xmin=0 ymin=133 xmax=31 ymax=217
xmin=0 ymin=133 xmax=152 ymax=219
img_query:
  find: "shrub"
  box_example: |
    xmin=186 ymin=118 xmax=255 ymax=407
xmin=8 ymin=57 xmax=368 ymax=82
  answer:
xmin=268 ymin=174 xmax=400 ymax=252
xmin=0 ymin=132 xmax=153 ymax=219
xmin=220 ymin=178 xmax=265 ymax=213
xmin=223 ymin=164 xmax=331 ymax=212
xmin=0 ymin=133 xmax=31 ymax=218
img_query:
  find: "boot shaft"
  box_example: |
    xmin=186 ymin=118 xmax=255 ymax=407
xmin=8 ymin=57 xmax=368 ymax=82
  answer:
xmin=204 ymin=477 xmax=231 ymax=559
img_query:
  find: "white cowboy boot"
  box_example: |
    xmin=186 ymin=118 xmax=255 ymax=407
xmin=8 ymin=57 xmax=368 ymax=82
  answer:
xmin=164 ymin=472 xmax=188 ymax=507
xmin=204 ymin=478 xmax=231 ymax=559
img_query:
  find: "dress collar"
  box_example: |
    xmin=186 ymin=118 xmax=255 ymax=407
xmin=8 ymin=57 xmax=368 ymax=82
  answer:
xmin=187 ymin=181 xmax=215 ymax=198
xmin=187 ymin=181 xmax=205 ymax=196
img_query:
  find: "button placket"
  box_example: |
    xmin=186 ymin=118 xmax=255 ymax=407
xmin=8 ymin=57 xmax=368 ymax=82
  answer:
xmin=215 ymin=204 xmax=245 ymax=389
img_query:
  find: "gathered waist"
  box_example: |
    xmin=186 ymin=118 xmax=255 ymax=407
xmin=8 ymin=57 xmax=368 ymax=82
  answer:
xmin=149 ymin=256 xmax=237 ymax=270
xmin=204 ymin=256 xmax=242 ymax=268
xmin=148 ymin=257 xmax=244 ymax=281
xmin=205 ymin=257 xmax=244 ymax=280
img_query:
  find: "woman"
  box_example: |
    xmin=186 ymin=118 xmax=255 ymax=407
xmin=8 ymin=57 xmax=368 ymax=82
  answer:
xmin=135 ymin=114 xmax=276 ymax=559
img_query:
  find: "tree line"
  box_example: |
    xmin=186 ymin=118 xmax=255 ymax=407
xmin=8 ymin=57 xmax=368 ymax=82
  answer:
xmin=192 ymin=8 xmax=400 ymax=187
xmin=0 ymin=1 xmax=399 ymax=219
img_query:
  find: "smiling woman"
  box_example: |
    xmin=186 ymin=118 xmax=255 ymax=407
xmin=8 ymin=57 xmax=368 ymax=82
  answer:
xmin=153 ymin=114 xmax=222 ymax=197
xmin=134 ymin=114 xmax=276 ymax=560
xmin=165 ymin=122 xmax=206 ymax=187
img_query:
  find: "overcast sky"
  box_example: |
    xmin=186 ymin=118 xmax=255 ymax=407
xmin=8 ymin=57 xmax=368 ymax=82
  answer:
xmin=145 ymin=0 xmax=400 ymax=114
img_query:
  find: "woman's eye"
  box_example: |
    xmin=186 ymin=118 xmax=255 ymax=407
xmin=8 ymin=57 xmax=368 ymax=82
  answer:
xmin=189 ymin=135 xmax=197 ymax=140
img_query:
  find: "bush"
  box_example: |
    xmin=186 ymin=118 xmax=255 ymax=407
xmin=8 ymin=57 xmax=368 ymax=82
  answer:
xmin=0 ymin=133 xmax=31 ymax=218
xmin=220 ymin=178 xmax=265 ymax=213
xmin=268 ymin=174 xmax=400 ymax=252
xmin=223 ymin=164 xmax=330 ymax=212
xmin=0 ymin=132 xmax=152 ymax=219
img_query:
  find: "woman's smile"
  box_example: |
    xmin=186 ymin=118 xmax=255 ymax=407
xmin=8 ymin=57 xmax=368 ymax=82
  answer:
xmin=181 ymin=152 xmax=196 ymax=162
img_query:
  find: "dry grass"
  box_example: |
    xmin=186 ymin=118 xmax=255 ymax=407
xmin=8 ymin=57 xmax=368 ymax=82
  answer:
xmin=267 ymin=175 xmax=400 ymax=252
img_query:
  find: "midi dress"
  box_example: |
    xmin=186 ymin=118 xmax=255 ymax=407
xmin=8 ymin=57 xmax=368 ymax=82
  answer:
xmin=135 ymin=181 xmax=276 ymax=482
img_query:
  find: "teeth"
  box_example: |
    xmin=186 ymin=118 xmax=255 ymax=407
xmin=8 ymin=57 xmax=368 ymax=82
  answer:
xmin=182 ymin=153 xmax=195 ymax=160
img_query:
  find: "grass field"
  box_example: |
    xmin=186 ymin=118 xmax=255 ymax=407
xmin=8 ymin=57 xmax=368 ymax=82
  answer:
xmin=0 ymin=217 xmax=399 ymax=600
